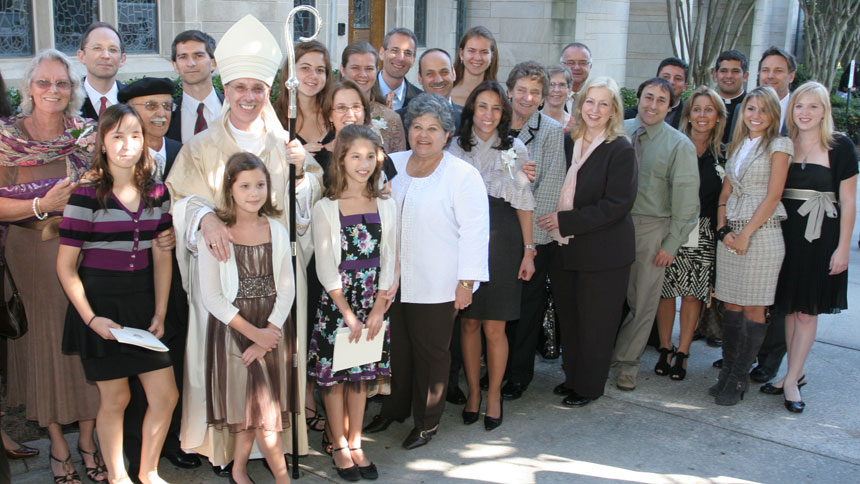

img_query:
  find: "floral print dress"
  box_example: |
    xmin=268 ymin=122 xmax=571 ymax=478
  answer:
xmin=307 ymin=211 xmax=391 ymax=386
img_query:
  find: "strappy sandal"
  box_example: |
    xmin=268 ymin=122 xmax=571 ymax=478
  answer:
xmin=654 ymin=346 xmax=675 ymax=376
xmin=305 ymin=406 xmax=326 ymax=432
xmin=669 ymin=351 xmax=689 ymax=381
xmin=78 ymin=446 xmax=108 ymax=483
xmin=50 ymin=452 xmax=82 ymax=484
xmin=349 ymin=447 xmax=378 ymax=480
xmin=321 ymin=428 xmax=333 ymax=456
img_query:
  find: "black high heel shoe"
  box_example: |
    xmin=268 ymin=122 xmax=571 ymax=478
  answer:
xmin=760 ymin=375 xmax=807 ymax=395
xmin=654 ymin=346 xmax=675 ymax=376
xmin=484 ymin=399 xmax=503 ymax=431
xmin=669 ymin=351 xmax=688 ymax=381
xmin=462 ymin=394 xmax=482 ymax=425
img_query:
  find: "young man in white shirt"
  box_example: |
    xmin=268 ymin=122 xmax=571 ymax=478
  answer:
xmin=167 ymin=30 xmax=223 ymax=143
xmin=377 ymin=28 xmax=422 ymax=111
xmin=758 ymin=46 xmax=797 ymax=135
xmin=77 ymin=22 xmax=126 ymax=119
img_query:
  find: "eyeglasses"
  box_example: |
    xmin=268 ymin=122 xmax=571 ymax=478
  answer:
xmin=33 ymin=79 xmax=72 ymax=90
xmin=131 ymin=101 xmax=176 ymax=112
xmin=549 ymin=82 xmax=569 ymax=90
xmin=333 ymin=104 xmax=364 ymax=115
xmin=561 ymin=60 xmax=591 ymax=68
xmin=86 ymin=45 xmax=122 ymax=56
xmin=386 ymin=47 xmax=414 ymax=58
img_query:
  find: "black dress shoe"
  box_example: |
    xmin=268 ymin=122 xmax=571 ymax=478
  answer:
xmin=553 ymin=382 xmax=571 ymax=395
xmin=163 ymin=449 xmax=201 ymax=468
xmin=446 ymin=385 xmax=467 ymax=405
xmin=562 ymin=392 xmax=598 ymax=407
xmin=212 ymin=462 xmax=233 ymax=477
xmin=706 ymin=337 xmax=723 ymax=347
xmin=501 ymin=381 xmax=528 ymax=400
xmin=760 ymin=376 xmax=807 ymax=395
xmin=363 ymin=414 xmax=403 ymax=434
xmin=784 ymin=398 xmax=806 ymax=413
xmin=402 ymin=428 xmax=436 ymax=450
xmin=750 ymin=365 xmax=777 ymax=383
xmin=479 ymin=374 xmax=489 ymax=390
xmin=484 ymin=400 xmax=503 ymax=431
xmin=462 ymin=395 xmax=481 ymax=425
xmin=712 ymin=358 xmax=723 ymax=368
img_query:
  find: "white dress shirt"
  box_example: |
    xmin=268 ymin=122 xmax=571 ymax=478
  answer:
xmin=377 ymin=72 xmax=407 ymax=111
xmin=83 ymin=78 xmax=118 ymax=114
xmin=181 ymin=89 xmax=222 ymax=143
xmin=390 ymin=150 xmax=489 ymax=304
xmin=779 ymin=93 xmax=790 ymax=132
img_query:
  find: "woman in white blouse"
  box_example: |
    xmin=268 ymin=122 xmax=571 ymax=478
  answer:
xmin=364 ymin=94 xmax=489 ymax=450
xmin=449 ymin=81 xmax=535 ymax=431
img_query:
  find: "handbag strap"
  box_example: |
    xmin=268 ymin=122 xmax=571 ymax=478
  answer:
xmin=0 ymin=252 xmax=20 ymax=297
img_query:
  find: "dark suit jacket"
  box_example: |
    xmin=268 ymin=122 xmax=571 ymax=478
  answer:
xmin=80 ymin=79 xmax=124 ymax=120
xmin=402 ymin=79 xmax=423 ymax=110
xmin=623 ymin=99 xmax=683 ymax=129
xmin=556 ymin=136 xmax=638 ymax=271
xmin=166 ymin=89 xmax=225 ymax=142
xmin=163 ymin=137 xmax=182 ymax=177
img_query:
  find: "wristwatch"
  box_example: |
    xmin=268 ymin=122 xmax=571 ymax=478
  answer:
xmin=716 ymin=226 xmax=732 ymax=241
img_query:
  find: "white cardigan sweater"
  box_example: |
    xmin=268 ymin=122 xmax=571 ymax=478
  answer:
xmin=197 ymin=217 xmax=295 ymax=328
xmin=311 ymin=196 xmax=397 ymax=293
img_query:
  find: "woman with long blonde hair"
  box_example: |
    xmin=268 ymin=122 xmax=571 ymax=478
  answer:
xmin=764 ymin=81 xmax=857 ymax=413
xmin=711 ymin=86 xmax=792 ymax=406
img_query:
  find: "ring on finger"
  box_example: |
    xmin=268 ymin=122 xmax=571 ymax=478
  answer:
xmin=210 ymin=242 xmax=218 ymax=248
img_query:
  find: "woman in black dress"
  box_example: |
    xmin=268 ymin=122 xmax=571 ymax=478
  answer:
xmin=655 ymin=86 xmax=725 ymax=380
xmin=448 ymin=81 xmax=536 ymax=430
xmin=767 ymin=81 xmax=857 ymax=412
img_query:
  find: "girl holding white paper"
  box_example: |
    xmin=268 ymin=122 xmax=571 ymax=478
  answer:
xmin=57 ymin=104 xmax=177 ymax=484
xmin=308 ymin=124 xmax=395 ymax=481
xmin=196 ymin=152 xmax=296 ymax=484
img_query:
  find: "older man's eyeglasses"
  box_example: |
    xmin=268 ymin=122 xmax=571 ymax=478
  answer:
xmin=131 ymin=101 xmax=176 ymax=112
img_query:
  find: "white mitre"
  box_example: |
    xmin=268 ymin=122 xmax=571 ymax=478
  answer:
xmin=215 ymin=14 xmax=283 ymax=86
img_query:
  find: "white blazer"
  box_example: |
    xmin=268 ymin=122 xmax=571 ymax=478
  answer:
xmin=312 ymin=196 xmax=397 ymax=293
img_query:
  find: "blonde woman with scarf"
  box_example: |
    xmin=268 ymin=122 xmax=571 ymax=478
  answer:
xmin=536 ymin=76 xmax=638 ymax=408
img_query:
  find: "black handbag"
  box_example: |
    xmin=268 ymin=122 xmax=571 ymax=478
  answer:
xmin=0 ymin=253 xmax=28 ymax=339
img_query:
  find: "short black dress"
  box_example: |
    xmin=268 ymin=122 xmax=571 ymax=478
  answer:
xmin=59 ymin=184 xmax=174 ymax=381
xmin=775 ymin=135 xmax=859 ymax=315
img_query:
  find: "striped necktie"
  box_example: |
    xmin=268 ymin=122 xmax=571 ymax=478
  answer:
xmin=194 ymin=102 xmax=208 ymax=134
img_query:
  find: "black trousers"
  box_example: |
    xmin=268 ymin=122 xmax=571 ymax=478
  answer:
xmin=448 ymin=317 xmax=463 ymax=387
xmin=381 ymin=296 xmax=457 ymax=431
xmin=756 ymin=306 xmax=786 ymax=373
xmin=550 ymin=258 xmax=630 ymax=398
xmin=124 ymin=262 xmax=187 ymax=472
xmin=505 ymin=243 xmax=557 ymax=385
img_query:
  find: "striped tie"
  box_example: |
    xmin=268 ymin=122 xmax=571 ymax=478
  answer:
xmin=194 ymin=102 xmax=207 ymax=134
xmin=98 ymin=96 xmax=108 ymax=117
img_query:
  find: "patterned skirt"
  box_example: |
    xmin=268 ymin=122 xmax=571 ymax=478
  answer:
xmin=660 ymin=216 xmax=715 ymax=301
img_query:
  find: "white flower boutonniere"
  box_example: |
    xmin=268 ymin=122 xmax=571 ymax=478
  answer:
xmin=500 ymin=147 xmax=518 ymax=180
xmin=715 ymin=163 xmax=726 ymax=180
xmin=370 ymin=117 xmax=389 ymax=147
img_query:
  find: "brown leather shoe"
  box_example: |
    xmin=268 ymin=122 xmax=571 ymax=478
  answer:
xmin=5 ymin=443 xmax=39 ymax=459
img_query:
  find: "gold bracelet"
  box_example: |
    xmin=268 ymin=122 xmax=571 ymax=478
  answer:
xmin=459 ymin=280 xmax=473 ymax=289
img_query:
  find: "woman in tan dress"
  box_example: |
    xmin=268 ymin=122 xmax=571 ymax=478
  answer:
xmin=339 ymin=41 xmax=407 ymax=153
xmin=0 ymin=49 xmax=104 ymax=483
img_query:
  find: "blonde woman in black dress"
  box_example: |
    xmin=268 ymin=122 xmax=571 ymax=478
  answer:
xmin=766 ymin=81 xmax=857 ymax=412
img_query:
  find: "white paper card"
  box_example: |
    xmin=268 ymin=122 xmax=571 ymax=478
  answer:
xmin=332 ymin=322 xmax=387 ymax=372
xmin=109 ymin=327 xmax=169 ymax=352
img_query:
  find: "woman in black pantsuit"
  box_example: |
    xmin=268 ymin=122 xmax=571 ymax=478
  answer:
xmin=537 ymin=76 xmax=638 ymax=407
